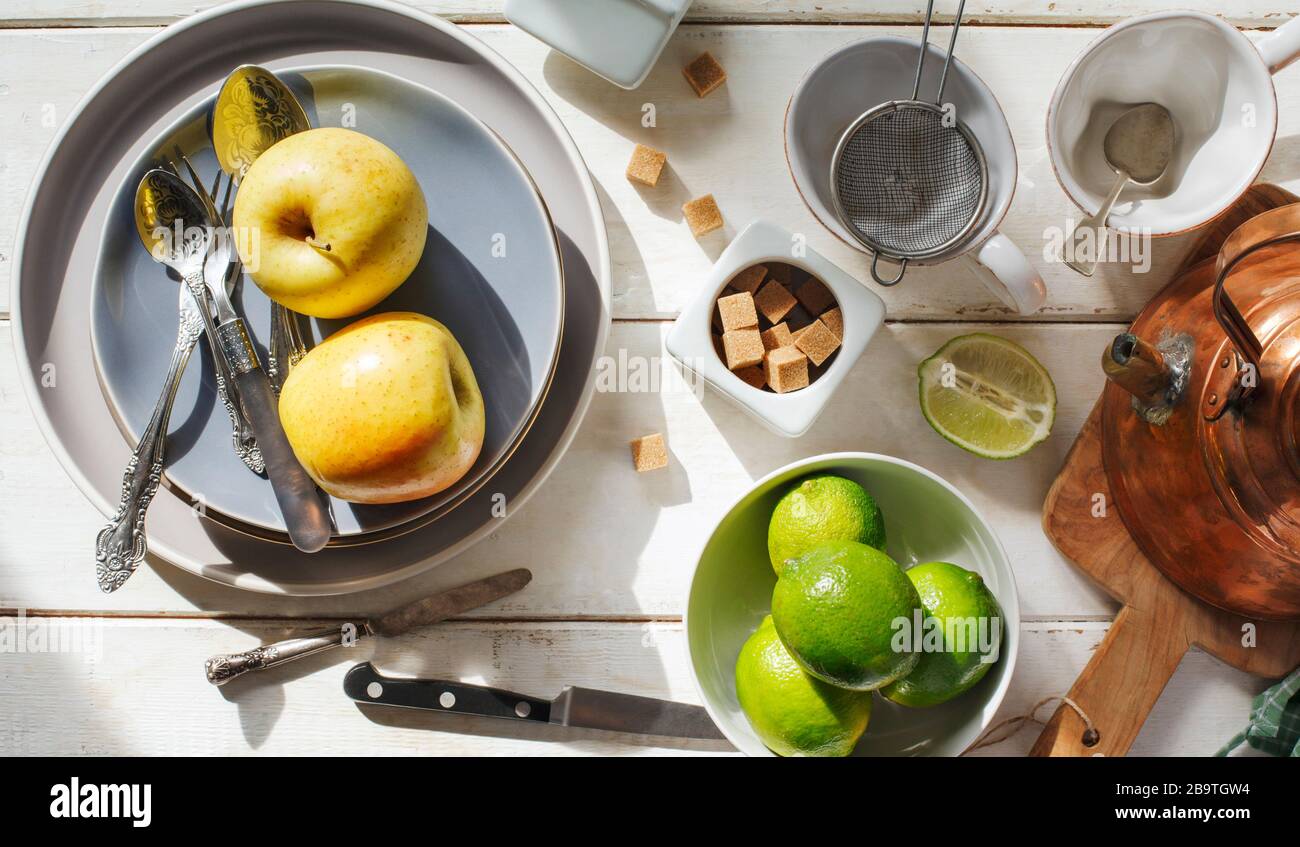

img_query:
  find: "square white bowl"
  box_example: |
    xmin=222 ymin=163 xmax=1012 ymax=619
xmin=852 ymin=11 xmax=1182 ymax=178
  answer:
xmin=505 ymin=0 xmax=692 ymax=90
xmin=666 ymin=220 xmax=886 ymax=437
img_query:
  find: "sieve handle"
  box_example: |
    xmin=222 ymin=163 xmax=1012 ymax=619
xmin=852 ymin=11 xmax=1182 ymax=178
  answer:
xmin=870 ymin=253 xmax=908 ymax=286
xmin=935 ymin=0 xmax=969 ymax=103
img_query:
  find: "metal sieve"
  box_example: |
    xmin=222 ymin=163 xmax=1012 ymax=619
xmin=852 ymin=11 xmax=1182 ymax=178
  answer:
xmin=830 ymin=0 xmax=988 ymax=285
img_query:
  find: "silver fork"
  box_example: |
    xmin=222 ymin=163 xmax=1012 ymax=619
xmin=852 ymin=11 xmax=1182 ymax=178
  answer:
xmin=168 ymin=154 xmax=265 ymax=475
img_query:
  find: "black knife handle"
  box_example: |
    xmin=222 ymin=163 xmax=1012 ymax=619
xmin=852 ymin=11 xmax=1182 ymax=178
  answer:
xmin=343 ymin=663 xmax=552 ymax=724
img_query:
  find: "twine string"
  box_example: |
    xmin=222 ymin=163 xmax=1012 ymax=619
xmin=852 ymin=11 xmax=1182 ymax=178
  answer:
xmin=961 ymin=696 xmax=1098 ymax=755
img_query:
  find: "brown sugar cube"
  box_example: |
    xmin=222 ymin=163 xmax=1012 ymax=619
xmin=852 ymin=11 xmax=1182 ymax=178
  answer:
xmin=717 ymin=291 xmax=758 ymax=331
xmin=683 ymin=194 xmax=723 ymax=237
xmin=794 ymin=318 xmax=841 ymax=367
xmin=629 ymin=433 xmax=668 ymax=472
xmin=729 ymin=264 xmax=767 ymax=295
xmin=764 ymin=346 xmax=810 ymax=394
xmin=683 ymin=51 xmax=727 ymax=98
xmin=761 ymin=322 xmax=794 ymax=351
xmin=795 ymin=276 xmax=836 ymax=314
xmin=820 ymin=306 xmax=843 ymax=340
xmin=721 ymin=328 xmax=764 ymax=370
xmin=753 ymin=280 xmax=797 ymax=325
xmin=734 ymin=366 xmax=766 ymax=390
xmin=626 ymin=143 xmax=667 ymax=187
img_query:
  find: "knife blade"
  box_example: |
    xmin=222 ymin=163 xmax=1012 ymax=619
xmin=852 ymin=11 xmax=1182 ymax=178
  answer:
xmin=204 ymin=568 xmax=532 ymax=685
xmin=342 ymin=662 xmax=728 ymax=741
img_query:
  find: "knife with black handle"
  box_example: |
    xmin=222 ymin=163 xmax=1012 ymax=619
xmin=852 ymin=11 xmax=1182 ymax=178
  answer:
xmin=343 ymin=662 xmax=728 ymax=741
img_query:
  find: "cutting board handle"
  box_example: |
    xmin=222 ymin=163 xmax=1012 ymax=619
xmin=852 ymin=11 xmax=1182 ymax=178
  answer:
xmin=1029 ymin=604 xmax=1189 ymax=756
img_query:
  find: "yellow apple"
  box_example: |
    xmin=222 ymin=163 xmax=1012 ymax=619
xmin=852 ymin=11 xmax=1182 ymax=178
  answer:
xmin=278 ymin=312 xmax=485 ymax=504
xmin=233 ymin=127 xmax=427 ymax=318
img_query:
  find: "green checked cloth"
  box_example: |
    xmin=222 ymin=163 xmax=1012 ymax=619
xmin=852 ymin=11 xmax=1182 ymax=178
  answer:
xmin=1217 ymin=666 xmax=1300 ymax=757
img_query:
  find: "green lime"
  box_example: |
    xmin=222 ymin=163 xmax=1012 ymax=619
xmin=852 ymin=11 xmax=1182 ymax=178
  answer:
xmin=767 ymin=474 xmax=886 ymax=574
xmin=882 ymin=562 xmax=1003 ymax=708
xmin=735 ymin=615 xmax=872 ymax=757
xmin=771 ymin=540 xmax=921 ymax=690
xmin=918 ymin=333 xmax=1056 ymax=459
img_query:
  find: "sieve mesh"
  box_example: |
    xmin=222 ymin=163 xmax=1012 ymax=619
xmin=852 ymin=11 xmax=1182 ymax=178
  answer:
xmin=834 ymin=104 xmax=984 ymax=257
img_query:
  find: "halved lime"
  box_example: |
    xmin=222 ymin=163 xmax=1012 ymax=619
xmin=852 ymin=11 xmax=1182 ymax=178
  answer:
xmin=918 ymin=333 xmax=1055 ymax=459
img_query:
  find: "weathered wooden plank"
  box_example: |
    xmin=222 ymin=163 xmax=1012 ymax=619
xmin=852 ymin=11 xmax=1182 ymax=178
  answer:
xmin=0 ymin=618 xmax=1268 ymax=756
xmin=3 ymin=318 xmax=1117 ymax=618
xmin=1 ymin=0 xmax=1295 ymax=28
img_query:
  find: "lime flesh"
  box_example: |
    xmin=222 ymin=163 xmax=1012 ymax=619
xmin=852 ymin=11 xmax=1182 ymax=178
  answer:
xmin=918 ymin=333 xmax=1055 ymax=459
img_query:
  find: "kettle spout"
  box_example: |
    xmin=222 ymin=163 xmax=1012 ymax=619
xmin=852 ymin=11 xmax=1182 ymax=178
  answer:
xmin=1103 ymin=334 xmax=1169 ymax=406
xmin=1102 ymin=332 xmax=1192 ymax=425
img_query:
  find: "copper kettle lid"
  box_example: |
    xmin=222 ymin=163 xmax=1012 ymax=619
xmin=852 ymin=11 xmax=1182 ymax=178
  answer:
xmin=1101 ymin=201 xmax=1300 ymax=621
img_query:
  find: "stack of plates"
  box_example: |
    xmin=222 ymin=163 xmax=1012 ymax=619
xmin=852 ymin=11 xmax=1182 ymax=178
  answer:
xmin=12 ymin=0 xmax=611 ymax=595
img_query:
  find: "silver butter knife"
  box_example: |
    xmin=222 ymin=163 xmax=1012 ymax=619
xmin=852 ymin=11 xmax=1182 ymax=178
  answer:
xmin=205 ymin=568 xmax=533 ymax=685
xmin=343 ymin=662 xmax=727 ymax=741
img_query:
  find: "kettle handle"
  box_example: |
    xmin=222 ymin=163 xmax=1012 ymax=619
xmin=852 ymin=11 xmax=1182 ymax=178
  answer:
xmin=1209 ymin=204 xmax=1300 ymax=413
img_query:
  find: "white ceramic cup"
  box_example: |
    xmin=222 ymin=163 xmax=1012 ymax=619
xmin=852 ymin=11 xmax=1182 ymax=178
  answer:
xmin=1047 ymin=11 xmax=1300 ymax=236
xmin=786 ymin=36 xmax=1046 ymax=315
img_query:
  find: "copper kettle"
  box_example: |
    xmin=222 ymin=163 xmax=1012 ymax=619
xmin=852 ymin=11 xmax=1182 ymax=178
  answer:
xmin=1102 ymin=203 xmax=1300 ymax=620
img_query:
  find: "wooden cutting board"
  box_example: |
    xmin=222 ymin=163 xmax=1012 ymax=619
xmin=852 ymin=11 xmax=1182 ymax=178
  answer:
xmin=1031 ymin=185 xmax=1300 ymax=757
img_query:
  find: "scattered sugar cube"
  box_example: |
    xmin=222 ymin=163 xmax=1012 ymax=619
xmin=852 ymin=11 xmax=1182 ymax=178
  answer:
xmin=717 ymin=291 xmax=758 ymax=331
xmin=729 ymin=265 xmax=767 ymax=295
xmin=754 ymin=280 xmax=797 ymax=325
xmin=795 ymin=276 xmax=835 ymax=314
xmin=794 ymin=318 xmax=841 ymax=367
xmin=734 ymin=366 xmax=766 ymax=390
xmin=764 ymin=346 xmax=810 ymax=394
xmin=722 ymin=328 xmax=764 ymax=370
xmin=630 ymin=433 xmax=668 ymax=472
xmin=626 ymin=143 xmax=667 ymax=187
xmin=761 ymin=322 xmax=794 ymax=351
xmin=683 ymin=194 xmax=723 ymax=237
xmin=683 ymin=51 xmax=727 ymax=97
xmin=820 ymin=306 xmax=843 ymax=341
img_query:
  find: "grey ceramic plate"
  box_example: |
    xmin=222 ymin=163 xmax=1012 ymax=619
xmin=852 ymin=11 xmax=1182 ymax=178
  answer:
xmin=90 ymin=64 xmax=563 ymax=542
xmin=12 ymin=0 xmax=610 ymax=594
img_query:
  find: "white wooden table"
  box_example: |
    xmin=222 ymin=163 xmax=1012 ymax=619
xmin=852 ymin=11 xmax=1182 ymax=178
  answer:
xmin=2 ymin=1 xmax=1293 ymax=756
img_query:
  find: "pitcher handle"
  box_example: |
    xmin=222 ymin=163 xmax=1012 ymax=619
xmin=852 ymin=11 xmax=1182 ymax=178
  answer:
xmin=1256 ymin=14 xmax=1300 ymax=75
xmin=974 ymin=232 xmax=1046 ymax=315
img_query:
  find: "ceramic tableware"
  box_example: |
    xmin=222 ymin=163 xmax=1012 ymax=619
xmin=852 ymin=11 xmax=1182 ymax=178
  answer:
xmin=504 ymin=0 xmax=693 ymax=89
xmin=786 ymin=36 xmax=1045 ymax=315
xmin=12 ymin=0 xmax=610 ymax=595
xmin=90 ymin=64 xmax=564 ymax=545
xmin=1047 ymin=11 xmax=1300 ymax=237
xmin=685 ymin=452 xmax=1019 ymax=757
xmin=665 ymin=220 xmax=885 ymax=438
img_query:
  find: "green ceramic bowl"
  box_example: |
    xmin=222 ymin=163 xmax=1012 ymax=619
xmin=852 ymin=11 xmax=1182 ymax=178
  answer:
xmin=685 ymin=453 xmax=1020 ymax=756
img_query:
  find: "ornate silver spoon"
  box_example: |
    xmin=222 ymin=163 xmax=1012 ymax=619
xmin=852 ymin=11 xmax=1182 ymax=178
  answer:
xmin=94 ymin=171 xmax=212 ymax=593
xmin=210 ymin=64 xmax=311 ymax=393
